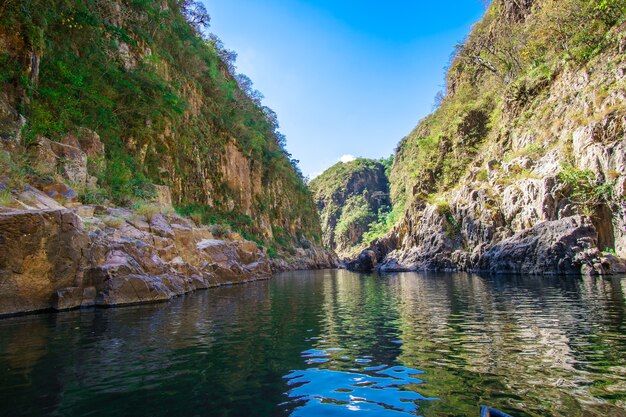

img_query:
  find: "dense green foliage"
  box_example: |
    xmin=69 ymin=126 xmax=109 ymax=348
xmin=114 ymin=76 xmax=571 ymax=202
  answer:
xmin=0 ymin=0 xmax=321 ymax=246
xmin=309 ymin=158 xmax=384 ymax=201
xmin=390 ymin=0 xmax=626 ymax=207
xmin=361 ymin=196 xmax=405 ymax=244
xmin=334 ymin=195 xmax=374 ymax=238
xmin=558 ymin=163 xmax=616 ymax=216
xmin=309 ymin=158 xmax=391 ymax=256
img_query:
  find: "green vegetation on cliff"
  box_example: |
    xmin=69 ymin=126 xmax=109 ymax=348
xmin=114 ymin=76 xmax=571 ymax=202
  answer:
xmin=391 ymin=0 xmax=626 ymax=207
xmin=0 ymin=0 xmax=321 ymax=248
xmin=327 ymin=0 xmax=626 ymax=269
xmin=309 ymin=158 xmax=391 ymax=257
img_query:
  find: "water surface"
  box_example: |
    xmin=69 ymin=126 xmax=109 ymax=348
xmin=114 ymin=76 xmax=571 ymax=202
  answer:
xmin=1 ymin=270 xmax=625 ymax=417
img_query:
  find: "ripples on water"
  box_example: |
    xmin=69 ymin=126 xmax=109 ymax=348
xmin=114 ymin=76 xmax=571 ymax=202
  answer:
xmin=0 ymin=270 xmax=625 ymax=417
xmin=284 ymin=349 xmax=434 ymax=416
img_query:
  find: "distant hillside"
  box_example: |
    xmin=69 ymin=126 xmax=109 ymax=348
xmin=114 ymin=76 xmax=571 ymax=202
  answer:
xmin=309 ymin=157 xmax=392 ymax=258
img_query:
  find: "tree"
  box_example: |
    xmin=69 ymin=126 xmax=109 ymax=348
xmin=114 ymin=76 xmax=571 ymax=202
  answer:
xmin=235 ymin=73 xmax=264 ymax=105
xmin=181 ymin=0 xmax=210 ymax=37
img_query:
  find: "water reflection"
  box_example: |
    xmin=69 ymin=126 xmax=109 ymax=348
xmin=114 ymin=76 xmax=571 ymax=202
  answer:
xmin=284 ymin=362 xmax=430 ymax=416
xmin=388 ymin=273 xmax=626 ymax=417
xmin=0 ymin=270 xmax=624 ymax=417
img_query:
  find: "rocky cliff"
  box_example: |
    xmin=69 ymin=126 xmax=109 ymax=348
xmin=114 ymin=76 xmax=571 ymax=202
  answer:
xmin=309 ymin=158 xmax=391 ymax=258
xmin=0 ymin=0 xmax=339 ymax=315
xmin=0 ymin=187 xmax=336 ymax=316
xmin=0 ymin=0 xmax=323 ymax=250
xmin=350 ymin=0 xmax=626 ymax=275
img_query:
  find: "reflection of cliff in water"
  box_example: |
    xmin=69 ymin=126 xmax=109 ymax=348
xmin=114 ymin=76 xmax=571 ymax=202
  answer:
xmin=390 ymin=273 xmax=626 ymax=417
xmin=316 ymin=270 xmax=404 ymax=366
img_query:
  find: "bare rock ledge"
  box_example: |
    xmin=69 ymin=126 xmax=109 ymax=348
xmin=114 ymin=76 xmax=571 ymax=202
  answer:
xmin=0 ymin=208 xmax=335 ymax=317
xmin=351 ymin=215 xmax=625 ymax=275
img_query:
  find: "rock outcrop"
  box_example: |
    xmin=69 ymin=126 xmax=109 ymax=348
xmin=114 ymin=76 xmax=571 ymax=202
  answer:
xmin=82 ymin=209 xmax=274 ymax=308
xmin=478 ymin=216 xmax=603 ymax=275
xmin=0 ymin=0 xmax=324 ymax=250
xmin=346 ymin=250 xmax=378 ymax=273
xmin=271 ymin=246 xmax=339 ymax=272
xmin=0 ymin=196 xmax=336 ymax=316
xmin=0 ymin=210 xmax=88 ymax=315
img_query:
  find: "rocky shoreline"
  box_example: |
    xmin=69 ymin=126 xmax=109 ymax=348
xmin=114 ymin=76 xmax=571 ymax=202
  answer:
xmin=347 ymin=215 xmax=626 ymax=275
xmin=0 ymin=202 xmax=337 ymax=317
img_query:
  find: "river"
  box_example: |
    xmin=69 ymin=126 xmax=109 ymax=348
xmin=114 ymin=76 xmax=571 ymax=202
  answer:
xmin=1 ymin=270 xmax=625 ymax=417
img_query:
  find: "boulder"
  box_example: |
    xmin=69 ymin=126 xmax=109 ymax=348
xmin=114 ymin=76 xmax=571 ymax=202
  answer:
xmin=74 ymin=128 xmax=105 ymax=159
xmin=49 ymin=140 xmax=88 ymax=184
xmin=95 ymin=274 xmax=173 ymax=306
xmin=27 ymin=138 xmax=58 ymax=176
xmin=0 ymin=209 xmax=88 ymax=315
xmin=149 ymin=213 xmax=174 ymax=238
xmin=34 ymin=179 xmax=79 ymax=204
xmin=347 ymin=249 xmax=377 ymax=272
xmin=197 ymin=239 xmax=236 ymax=265
xmin=52 ymin=287 xmax=83 ymax=311
xmin=478 ymin=215 xmax=601 ymax=275
xmin=27 ymin=137 xmax=88 ymax=184
xmin=600 ymin=254 xmax=626 ymax=274
xmin=16 ymin=185 xmax=65 ymax=210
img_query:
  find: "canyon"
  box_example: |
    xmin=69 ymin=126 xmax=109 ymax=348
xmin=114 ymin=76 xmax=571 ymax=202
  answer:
xmin=1 ymin=0 xmax=626 ymax=318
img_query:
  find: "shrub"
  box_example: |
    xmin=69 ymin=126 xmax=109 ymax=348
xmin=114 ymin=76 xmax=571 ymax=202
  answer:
xmin=133 ymin=202 xmax=162 ymax=222
xmin=558 ymin=163 xmax=614 ymax=216
xmin=76 ymin=183 xmax=108 ymax=205
xmin=267 ymin=246 xmax=279 ymax=259
xmin=208 ymin=223 xmax=230 ymax=238
xmin=102 ymin=215 xmax=125 ymax=228
xmin=443 ymin=213 xmax=461 ymax=240
xmin=0 ymin=190 xmax=14 ymax=207
xmin=362 ymin=197 xmax=406 ymax=245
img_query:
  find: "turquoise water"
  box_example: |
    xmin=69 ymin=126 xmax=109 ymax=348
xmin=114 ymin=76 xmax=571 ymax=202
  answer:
xmin=1 ymin=270 xmax=625 ymax=417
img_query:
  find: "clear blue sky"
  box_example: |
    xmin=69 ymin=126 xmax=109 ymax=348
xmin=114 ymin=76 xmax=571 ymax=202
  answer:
xmin=202 ymin=0 xmax=487 ymax=178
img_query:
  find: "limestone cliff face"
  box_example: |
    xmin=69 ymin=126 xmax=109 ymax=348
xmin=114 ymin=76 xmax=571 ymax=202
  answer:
xmin=356 ymin=0 xmax=626 ymax=275
xmin=0 ymin=0 xmax=322 ymax=246
xmin=309 ymin=159 xmax=390 ymax=258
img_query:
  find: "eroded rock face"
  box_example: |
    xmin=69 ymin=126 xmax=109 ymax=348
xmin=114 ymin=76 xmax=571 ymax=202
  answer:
xmin=0 ymin=198 xmax=336 ymax=316
xmin=362 ymin=213 xmax=615 ymax=275
xmin=362 ymin=42 xmax=626 ymax=275
xmin=478 ymin=216 xmax=601 ymax=275
xmin=502 ymin=0 xmax=534 ymax=23
xmin=27 ymin=137 xmax=88 ymax=185
xmin=82 ymin=209 xmax=274 ymax=307
xmin=73 ymin=128 xmax=104 ymax=159
xmin=572 ymin=113 xmax=626 ymax=256
xmin=0 ymin=209 xmax=88 ymax=315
